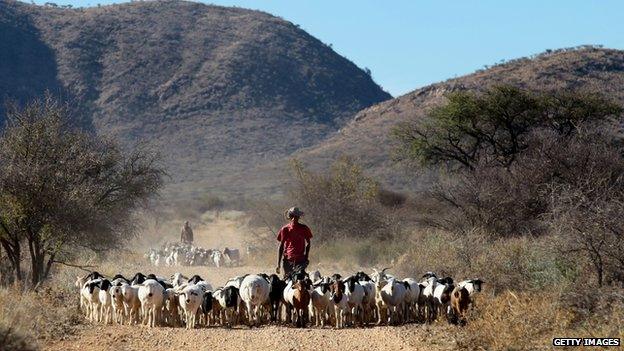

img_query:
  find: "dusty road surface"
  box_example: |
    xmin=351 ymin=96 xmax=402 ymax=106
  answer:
xmin=45 ymin=323 xmax=458 ymax=351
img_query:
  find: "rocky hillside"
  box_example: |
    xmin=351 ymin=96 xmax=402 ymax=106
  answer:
xmin=0 ymin=0 xmax=390 ymax=200
xmin=294 ymin=47 xmax=624 ymax=192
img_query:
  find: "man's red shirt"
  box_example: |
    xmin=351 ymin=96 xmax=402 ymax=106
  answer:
xmin=277 ymin=221 xmax=312 ymax=262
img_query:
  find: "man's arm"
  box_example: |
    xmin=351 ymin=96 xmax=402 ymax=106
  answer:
xmin=304 ymin=238 xmax=311 ymax=260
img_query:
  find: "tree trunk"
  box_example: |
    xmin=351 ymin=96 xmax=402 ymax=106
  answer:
xmin=27 ymin=237 xmax=46 ymax=288
xmin=0 ymin=238 xmax=22 ymax=282
xmin=43 ymin=252 xmax=56 ymax=281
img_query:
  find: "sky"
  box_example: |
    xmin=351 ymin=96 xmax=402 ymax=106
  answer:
xmin=27 ymin=0 xmax=624 ymax=96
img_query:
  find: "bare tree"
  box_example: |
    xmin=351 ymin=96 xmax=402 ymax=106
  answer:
xmin=549 ymin=133 xmax=624 ymax=286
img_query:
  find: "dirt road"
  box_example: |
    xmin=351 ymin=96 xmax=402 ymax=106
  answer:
xmin=45 ymin=323 xmax=458 ymax=351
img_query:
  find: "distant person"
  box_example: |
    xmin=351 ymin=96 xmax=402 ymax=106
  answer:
xmin=180 ymin=221 xmax=194 ymax=244
xmin=276 ymin=207 xmax=312 ymax=278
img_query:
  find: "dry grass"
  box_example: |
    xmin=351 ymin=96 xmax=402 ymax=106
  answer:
xmin=457 ymin=291 xmax=574 ymax=350
xmin=456 ymin=289 xmax=624 ymax=351
xmin=0 ymin=283 xmax=82 ymax=350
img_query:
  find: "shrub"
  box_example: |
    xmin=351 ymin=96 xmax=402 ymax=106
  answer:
xmin=288 ymin=157 xmax=399 ymax=243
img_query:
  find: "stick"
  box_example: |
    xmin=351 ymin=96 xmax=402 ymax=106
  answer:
xmin=53 ymin=260 xmax=96 ymax=272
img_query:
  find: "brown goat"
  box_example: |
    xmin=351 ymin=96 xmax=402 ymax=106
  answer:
xmin=450 ymin=286 xmax=471 ymax=326
xmin=331 ymin=280 xmax=349 ymax=328
xmin=291 ymin=280 xmax=311 ymax=327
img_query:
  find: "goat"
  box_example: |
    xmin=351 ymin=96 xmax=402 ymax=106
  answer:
xmin=433 ymin=277 xmax=454 ymax=322
xmin=354 ymin=271 xmax=372 ymax=282
xmin=379 ymin=278 xmax=407 ymax=325
xmin=178 ymin=285 xmax=203 ymax=329
xmin=138 ymin=279 xmax=165 ymax=327
xmin=214 ymin=286 xmax=240 ymax=327
xmin=200 ymin=291 xmax=214 ymax=326
xmin=310 ymin=270 xmax=322 ymax=283
xmin=240 ymin=275 xmax=271 ymax=326
xmin=268 ymin=274 xmax=287 ymax=322
xmin=358 ymin=279 xmax=376 ymax=324
xmin=371 ymin=267 xmax=393 ymax=283
xmin=309 ymin=281 xmax=332 ymax=327
xmin=121 ymin=284 xmax=141 ymax=325
xmin=111 ymin=274 xmax=129 ymax=286
xmin=212 ymin=250 xmax=224 ymax=268
xmin=284 ymin=279 xmax=311 ymax=328
xmin=343 ymin=276 xmax=365 ymax=326
xmin=457 ymin=279 xmax=484 ymax=296
xmin=224 ymin=275 xmax=248 ymax=289
xmin=98 ymin=279 xmax=114 ymax=324
xmin=187 ymin=274 xmax=204 ymax=285
xmin=402 ymin=278 xmax=420 ymax=322
xmin=330 ymin=279 xmax=349 ymax=328
xmin=109 ymin=282 xmax=127 ymax=324
xmin=130 ymin=272 xmax=147 ymax=286
xmin=82 ymin=278 xmax=103 ymax=323
xmin=223 ymin=247 xmax=240 ymax=266
xmin=162 ymin=288 xmax=181 ymax=327
xmin=171 ymin=273 xmax=188 ymax=288
xmin=450 ymin=286 xmax=471 ymax=326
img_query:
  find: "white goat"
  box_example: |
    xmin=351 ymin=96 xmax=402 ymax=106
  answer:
xmin=178 ymin=285 xmax=203 ymax=329
xmin=329 ymin=280 xmax=350 ymax=329
xmin=239 ymin=274 xmax=270 ymax=326
xmin=457 ymin=279 xmax=484 ymax=296
xmin=81 ymin=279 xmax=102 ymax=323
xmin=402 ymin=278 xmax=420 ymax=322
xmin=212 ymin=250 xmax=224 ymax=268
xmin=343 ymin=277 xmax=365 ymax=326
xmin=358 ymin=280 xmax=376 ymax=323
xmin=121 ymin=284 xmax=141 ymax=325
xmin=309 ymin=282 xmax=332 ymax=327
xmin=379 ymin=278 xmax=407 ymax=325
xmin=138 ymin=279 xmax=165 ymax=327
xmin=421 ymin=276 xmax=438 ymax=322
xmin=110 ymin=283 xmax=127 ymax=324
xmin=98 ymin=280 xmax=114 ymax=324
xmin=433 ymin=278 xmax=455 ymax=321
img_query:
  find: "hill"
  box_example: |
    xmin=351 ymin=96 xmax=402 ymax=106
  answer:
xmin=294 ymin=47 xmax=624 ymax=192
xmin=0 ymin=0 xmax=390 ymax=200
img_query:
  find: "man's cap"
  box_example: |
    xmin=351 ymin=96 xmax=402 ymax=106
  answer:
xmin=286 ymin=207 xmax=304 ymax=218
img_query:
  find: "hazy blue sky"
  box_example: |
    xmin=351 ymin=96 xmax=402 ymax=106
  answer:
xmin=27 ymin=0 xmax=624 ymax=96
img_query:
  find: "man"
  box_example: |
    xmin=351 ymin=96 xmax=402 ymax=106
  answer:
xmin=276 ymin=207 xmax=312 ymax=278
xmin=180 ymin=221 xmax=194 ymax=244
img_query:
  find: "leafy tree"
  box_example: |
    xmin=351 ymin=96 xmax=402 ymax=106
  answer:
xmin=393 ymin=85 xmax=621 ymax=169
xmin=0 ymin=96 xmax=164 ymax=287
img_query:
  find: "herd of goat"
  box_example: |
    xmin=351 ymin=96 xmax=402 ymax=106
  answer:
xmin=145 ymin=242 xmax=241 ymax=267
xmin=75 ymin=268 xmax=484 ymax=329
